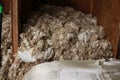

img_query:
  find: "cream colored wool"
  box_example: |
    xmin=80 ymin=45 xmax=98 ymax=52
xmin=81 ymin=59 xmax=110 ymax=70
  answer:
xmin=0 ymin=4 xmax=113 ymax=80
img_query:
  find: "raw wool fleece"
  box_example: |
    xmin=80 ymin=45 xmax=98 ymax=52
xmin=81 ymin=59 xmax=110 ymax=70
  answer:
xmin=19 ymin=4 xmax=113 ymax=61
xmin=0 ymin=4 xmax=113 ymax=80
xmin=0 ymin=14 xmax=13 ymax=80
xmin=0 ymin=15 xmax=32 ymax=80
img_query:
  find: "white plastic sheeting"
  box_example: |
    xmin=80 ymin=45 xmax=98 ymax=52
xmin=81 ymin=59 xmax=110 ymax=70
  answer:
xmin=23 ymin=60 xmax=120 ymax=80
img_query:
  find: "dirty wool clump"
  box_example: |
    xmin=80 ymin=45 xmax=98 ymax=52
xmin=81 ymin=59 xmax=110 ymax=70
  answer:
xmin=0 ymin=14 xmax=13 ymax=79
xmin=0 ymin=15 xmax=34 ymax=80
xmin=19 ymin=4 xmax=113 ymax=61
xmin=0 ymin=5 xmax=113 ymax=80
xmin=0 ymin=15 xmax=42 ymax=80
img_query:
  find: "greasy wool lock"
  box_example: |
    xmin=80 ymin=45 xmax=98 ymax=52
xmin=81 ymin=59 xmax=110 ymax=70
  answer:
xmin=19 ymin=4 xmax=113 ymax=61
xmin=0 ymin=4 xmax=113 ymax=80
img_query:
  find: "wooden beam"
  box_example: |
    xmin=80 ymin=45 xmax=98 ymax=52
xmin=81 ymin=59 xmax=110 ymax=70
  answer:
xmin=11 ymin=0 xmax=19 ymax=54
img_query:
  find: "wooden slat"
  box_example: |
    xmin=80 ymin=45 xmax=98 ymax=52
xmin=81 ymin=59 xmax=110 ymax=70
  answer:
xmin=93 ymin=0 xmax=120 ymax=57
xmin=112 ymin=0 xmax=120 ymax=58
xmin=11 ymin=0 xmax=19 ymax=54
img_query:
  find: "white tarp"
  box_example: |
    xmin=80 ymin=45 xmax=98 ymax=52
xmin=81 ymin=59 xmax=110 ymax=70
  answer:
xmin=23 ymin=60 xmax=120 ymax=80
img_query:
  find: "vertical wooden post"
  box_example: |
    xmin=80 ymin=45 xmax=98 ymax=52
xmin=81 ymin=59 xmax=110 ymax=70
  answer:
xmin=11 ymin=0 xmax=19 ymax=54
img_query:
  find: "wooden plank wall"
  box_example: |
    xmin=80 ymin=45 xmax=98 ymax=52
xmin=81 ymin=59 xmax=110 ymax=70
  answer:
xmin=93 ymin=0 xmax=120 ymax=57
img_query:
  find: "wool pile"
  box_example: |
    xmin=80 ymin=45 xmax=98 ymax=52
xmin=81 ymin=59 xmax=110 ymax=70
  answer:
xmin=0 ymin=5 xmax=113 ymax=80
xmin=0 ymin=14 xmax=14 ymax=79
xmin=19 ymin=4 xmax=113 ymax=61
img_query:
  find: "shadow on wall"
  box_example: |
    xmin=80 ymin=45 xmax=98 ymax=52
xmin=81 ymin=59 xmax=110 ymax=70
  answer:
xmin=117 ymin=37 xmax=120 ymax=59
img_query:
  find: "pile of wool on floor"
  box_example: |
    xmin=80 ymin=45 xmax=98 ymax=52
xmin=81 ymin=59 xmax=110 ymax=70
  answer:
xmin=0 ymin=4 xmax=113 ymax=80
xmin=19 ymin=4 xmax=113 ymax=61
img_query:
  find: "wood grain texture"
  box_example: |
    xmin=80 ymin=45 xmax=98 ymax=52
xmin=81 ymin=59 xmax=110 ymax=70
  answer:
xmin=93 ymin=0 xmax=120 ymax=57
xmin=11 ymin=0 xmax=19 ymax=54
xmin=112 ymin=0 xmax=120 ymax=58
